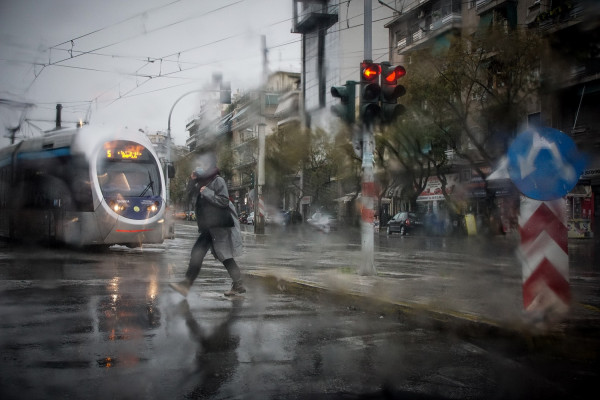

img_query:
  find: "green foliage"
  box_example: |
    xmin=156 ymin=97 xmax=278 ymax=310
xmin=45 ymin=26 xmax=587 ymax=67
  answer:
xmin=170 ymin=156 xmax=194 ymax=209
xmin=407 ymin=26 xmax=541 ymax=167
xmin=266 ymin=124 xmax=357 ymax=211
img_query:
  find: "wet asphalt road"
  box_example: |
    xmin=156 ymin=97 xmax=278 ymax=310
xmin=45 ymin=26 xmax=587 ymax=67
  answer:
xmin=0 ymin=224 xmax=598 ymax=399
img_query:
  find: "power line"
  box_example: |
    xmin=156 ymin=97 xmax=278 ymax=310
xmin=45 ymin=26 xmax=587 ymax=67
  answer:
xmin=47 ymin=1 xmax=246 ymax=68
xmin=49 ymin=0 xmax=184 ymax=50
xmin=8 ymin=1 xmax=397 ymax=126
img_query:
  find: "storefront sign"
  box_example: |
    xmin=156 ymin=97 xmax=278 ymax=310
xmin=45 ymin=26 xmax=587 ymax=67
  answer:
xmin=416 ymin=175 xmax=458 ymax=202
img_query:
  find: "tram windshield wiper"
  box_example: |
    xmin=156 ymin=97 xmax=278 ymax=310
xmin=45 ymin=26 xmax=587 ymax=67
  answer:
xmin=139 ymin=171 xmax=154 ymax=196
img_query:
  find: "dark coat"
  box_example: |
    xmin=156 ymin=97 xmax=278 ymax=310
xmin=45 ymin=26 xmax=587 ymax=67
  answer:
xmin=188 ymin=175 xmax=243 ymax=261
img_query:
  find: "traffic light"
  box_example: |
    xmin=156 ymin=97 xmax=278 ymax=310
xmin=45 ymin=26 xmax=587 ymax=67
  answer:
xmin=359 ymin=61 xmax=381 ymax=125
xmin=380 ymin=62 xmax=406 ymax=124
xmin=330 ymin=81 xmax=356 ymax=124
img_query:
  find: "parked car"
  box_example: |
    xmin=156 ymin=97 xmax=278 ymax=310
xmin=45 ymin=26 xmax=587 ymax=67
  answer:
xmin=386 ymin=211 xmax=423 ymax=236
xmin=307 ymin=212 xmax=337 ymax=233
xmin=246 ymin=212 xmax=254 ymax=225
xmin=265 ymin=209 xmax=285 ymax=225
xmin=174 ymin=211 xmax=187 ymax=220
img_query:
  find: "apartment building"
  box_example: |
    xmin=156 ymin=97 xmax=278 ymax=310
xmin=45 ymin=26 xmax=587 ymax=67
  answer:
xmin=227 ymin=71 xmax=301 ymax=215
xmin=383 ymin=0 xmax=599 ymax=236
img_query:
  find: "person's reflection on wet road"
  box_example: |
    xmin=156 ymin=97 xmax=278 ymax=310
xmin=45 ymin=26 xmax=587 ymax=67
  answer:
xmin=176 ymin=298 xmax=243 ymax=398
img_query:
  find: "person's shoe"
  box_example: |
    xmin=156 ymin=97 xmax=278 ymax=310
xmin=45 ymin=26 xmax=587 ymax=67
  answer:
xmin=224 ymin=281 xmax=246 ymax=297
xmin=169 ymin=279 xmax=191 ymax=297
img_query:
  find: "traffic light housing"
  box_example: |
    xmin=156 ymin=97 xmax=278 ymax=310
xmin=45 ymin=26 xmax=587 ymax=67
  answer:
xmin=380 ymin=62 xmax=406 ymax=124
xmin=359 ymin=61 xmax=381 ymax=125
xmin=330 ymin=81 xmax=356 ymax=124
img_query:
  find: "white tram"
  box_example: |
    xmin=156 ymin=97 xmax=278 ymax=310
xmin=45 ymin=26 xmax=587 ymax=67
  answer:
xmin=0 ymin=126 xmax=167 ymax=247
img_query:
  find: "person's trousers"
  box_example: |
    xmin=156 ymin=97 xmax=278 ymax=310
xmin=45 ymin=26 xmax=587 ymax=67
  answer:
xmin=185 ymin=230 xmax=242 ymax=283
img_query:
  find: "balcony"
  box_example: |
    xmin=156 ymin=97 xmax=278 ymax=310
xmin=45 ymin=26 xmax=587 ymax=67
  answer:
xmin=430 ymin=13 xmax=462 ymax=31
xmin=476 ymin=0 xmax=517 ymax=15
xmin=537 ymin=0 xmax=585 ymax=32
xmin=397 ymin=12 xmax=462 ymax=54
xmin=397 ymin=37 xmax=407 ymax=50
xmin=292 ymin=1 xmax=338 ymax=34
xmin=412 ymin=30 xmax=424 ymax=43
xmin=233 ymin=157 xmax=256 ymax=169
xmin=232 ymin=129 xmax=257 ymax=149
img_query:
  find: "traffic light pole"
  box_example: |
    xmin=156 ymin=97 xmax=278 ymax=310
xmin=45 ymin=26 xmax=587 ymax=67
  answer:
xmin=360 ymin=0 xmax=376 ymax=276
xmin=360 ymin=122 xmax=376 ymax=275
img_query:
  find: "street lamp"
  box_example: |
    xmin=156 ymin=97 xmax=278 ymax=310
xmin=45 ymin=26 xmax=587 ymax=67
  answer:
xmin=166 ymin=84 xmax=231 ymax=203
xmin=167 ymin=90 xmax=201 ymax=205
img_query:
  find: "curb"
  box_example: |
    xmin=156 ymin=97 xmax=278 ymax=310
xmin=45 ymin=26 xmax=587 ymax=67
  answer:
xmin=244 ymin=271 xmax=595 ymax=354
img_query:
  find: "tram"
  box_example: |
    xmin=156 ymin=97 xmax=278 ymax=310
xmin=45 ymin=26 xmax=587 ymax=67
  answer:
xmin=0 ymin=126 xmax=167 ymax=247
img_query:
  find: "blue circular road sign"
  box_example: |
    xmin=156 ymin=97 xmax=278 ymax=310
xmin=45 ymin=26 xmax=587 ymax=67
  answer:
xmin=507 ymin=127 xmax=587 ymax=201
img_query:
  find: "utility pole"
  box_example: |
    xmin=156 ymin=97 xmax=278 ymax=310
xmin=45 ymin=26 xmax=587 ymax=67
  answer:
xmin=360 ymin=0 xmax=376 ymax=275
xmin=255 ymin=122 xmax=266 ymax=234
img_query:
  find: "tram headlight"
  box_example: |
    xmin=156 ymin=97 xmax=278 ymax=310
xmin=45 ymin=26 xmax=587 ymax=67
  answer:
xmin=147 ymin=201 xmax=159 ymax=213
xmin=108 ymin=200 xmax=126 ymax=213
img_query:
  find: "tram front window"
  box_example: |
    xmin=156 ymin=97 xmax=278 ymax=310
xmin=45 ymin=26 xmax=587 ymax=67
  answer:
xmin=97 ymin=140 xmax=161 ymax=199
xmin=98 ymin=165 xmax=160 ymax=198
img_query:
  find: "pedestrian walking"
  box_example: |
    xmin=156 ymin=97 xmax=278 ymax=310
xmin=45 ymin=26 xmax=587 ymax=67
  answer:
xmin=169 ymin=153 xmax=246 ymax=297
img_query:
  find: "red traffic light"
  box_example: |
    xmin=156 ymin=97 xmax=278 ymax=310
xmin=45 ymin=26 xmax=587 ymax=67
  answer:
xmin=383 ymin=65 xmax=406 ymax=83
xmin=361 ymin=62 xmax=381 ymax=81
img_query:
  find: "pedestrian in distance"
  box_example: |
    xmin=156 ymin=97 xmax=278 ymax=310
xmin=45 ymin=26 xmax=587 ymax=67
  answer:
xmin=169 ymin=152 xmax=246 ymax=298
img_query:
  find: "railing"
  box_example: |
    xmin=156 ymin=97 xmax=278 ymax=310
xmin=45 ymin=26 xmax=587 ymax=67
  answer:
xmin=476 ymin=0 xmax=492 ymax=11
xmin=232 ymin=131 xmax=257 ymax=149
xmin=397 ymin=11 xmax=462 ymax=53
xmin=233 ymin=157 xmax=256 ymax=169
xmin=430 ymin=13 xmax=462 ymax=31
xmin=538 ymin=1 xmax=585 ymax=31
xmin=412 ymin=30 xmax=424 ymax=42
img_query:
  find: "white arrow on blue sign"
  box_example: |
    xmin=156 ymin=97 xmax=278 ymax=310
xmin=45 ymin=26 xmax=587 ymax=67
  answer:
xmin=507 ymin=127 xmax=587 ymax=201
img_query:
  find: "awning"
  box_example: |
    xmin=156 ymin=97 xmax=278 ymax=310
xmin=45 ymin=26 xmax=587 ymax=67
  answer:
xmin=387 ymin=185 xmax=404 ymax=197
xmin=334 ymin=192 xmax=358 ymax=202
xmin=274 ymin=96 xmax=298 ymax=118
xmin=487 ymin=156 xmax=510 ymax=181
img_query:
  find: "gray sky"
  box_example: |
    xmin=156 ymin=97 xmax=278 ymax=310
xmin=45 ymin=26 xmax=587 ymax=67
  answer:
xmin=0 ymin=0 xmax=301 ymax=146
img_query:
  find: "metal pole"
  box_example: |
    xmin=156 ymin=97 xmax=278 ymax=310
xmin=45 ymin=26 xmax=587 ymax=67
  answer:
xmin=364 ymin=0 xmax=372 ymax=61
xmin=255 ymin=123 xmax=266 ymax=234
xmin=360 ymin=0 xmax=376 ymax=275
xmin=166 ymin=88 xmax=227 ymax=203
xmin=167 ymin=90 xmax=202 ymax=205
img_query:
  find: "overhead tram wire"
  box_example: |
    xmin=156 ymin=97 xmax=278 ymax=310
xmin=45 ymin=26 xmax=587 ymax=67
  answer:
xmin=46 ymin=2 xmax=389 ymax=114
xmin=49 ymin=1 xmax=387 ymax=83
xmin=25 ymin=0 xmax=185 ymax=89
xmin=102 ymin=19 xmax=390 ymax=106
xmin=49 ymin=0 xmax=185 ymax=50
xmin=20 ymin=13 xmax=389 ymax=116
xmin=40 ymin=1 xmax=247 ymax=76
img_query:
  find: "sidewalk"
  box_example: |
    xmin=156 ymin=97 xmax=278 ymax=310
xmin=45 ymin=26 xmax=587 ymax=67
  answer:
xmin=238 ymin=224 xmax=600 ymax=339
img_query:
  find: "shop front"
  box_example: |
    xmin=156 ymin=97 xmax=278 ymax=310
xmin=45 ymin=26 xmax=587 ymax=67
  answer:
xmin=566 ymin=184 xmax=594 ymax=238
